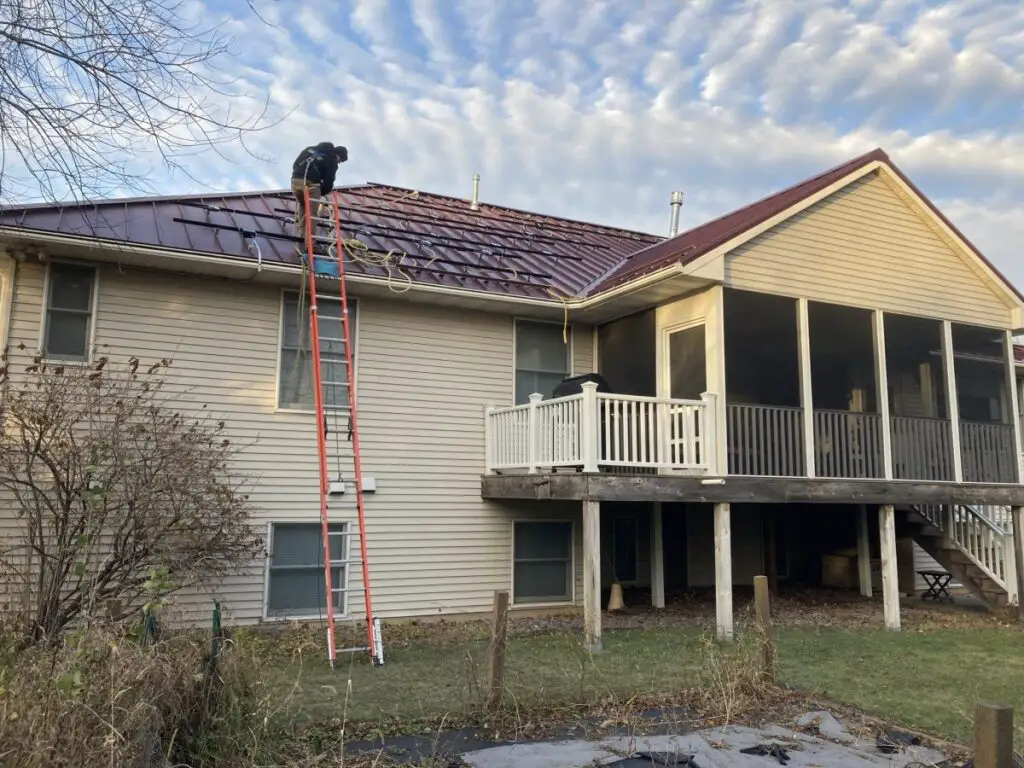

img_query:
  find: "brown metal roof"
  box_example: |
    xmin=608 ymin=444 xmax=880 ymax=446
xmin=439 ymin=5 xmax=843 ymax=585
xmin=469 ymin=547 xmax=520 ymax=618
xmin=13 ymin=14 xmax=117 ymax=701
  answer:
xmin=0 ymin=183 xmax=660 ymax=301
xmin=590 ymin=148 xmax=892 ymax=292
xmin=2 ymin=149 xmax=1021 ymax=306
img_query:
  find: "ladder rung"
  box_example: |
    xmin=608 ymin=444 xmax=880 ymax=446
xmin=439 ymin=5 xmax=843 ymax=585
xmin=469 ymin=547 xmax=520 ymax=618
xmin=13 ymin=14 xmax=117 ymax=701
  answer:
xmin=318 ymin=336 xmax=350 ymax=344
xmin=322 ymin=381 xmax=352 ymax=387
xmin=327 ymin=530 xmax=357 ymax=537
xmin=331 ymin=586 xmax=365 ymax=594
xmin=335 ymin=646 xmax=370 ymax=654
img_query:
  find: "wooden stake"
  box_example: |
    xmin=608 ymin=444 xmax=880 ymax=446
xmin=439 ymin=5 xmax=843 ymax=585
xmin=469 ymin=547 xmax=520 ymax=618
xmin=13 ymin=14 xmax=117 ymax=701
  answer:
xmin=857 ymin=504 xmax=873 ymax=598
xmin=973 ymin=701 xmax=1013 ymax=768
xmin=754 ymin=574 xmax=775 ymax=682
xmin=485 ymin=590 xmax=509 ymax=710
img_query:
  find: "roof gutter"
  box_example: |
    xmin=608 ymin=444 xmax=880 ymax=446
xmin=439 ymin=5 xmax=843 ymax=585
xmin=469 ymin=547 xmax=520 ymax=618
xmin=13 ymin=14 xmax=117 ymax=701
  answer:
xmin=0 ymin=227 xmax=574 ymax=311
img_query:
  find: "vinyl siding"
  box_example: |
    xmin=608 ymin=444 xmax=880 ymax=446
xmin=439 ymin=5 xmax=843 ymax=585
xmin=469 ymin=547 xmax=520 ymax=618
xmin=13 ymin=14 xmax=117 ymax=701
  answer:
xmin=0 ymin=257 xmax=586 ymax=625
xmin=725 ymin=171 xmax=1015 ymax=329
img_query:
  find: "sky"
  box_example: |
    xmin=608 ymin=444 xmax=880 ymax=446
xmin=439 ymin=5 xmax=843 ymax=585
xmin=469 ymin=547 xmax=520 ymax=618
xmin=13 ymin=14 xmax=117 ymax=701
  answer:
xmin=14 ymin=0 xmax=1024 ymax=288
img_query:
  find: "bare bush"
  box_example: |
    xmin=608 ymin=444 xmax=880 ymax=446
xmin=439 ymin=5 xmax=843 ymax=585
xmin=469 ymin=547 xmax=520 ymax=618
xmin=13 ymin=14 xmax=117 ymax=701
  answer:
xmin=0 ymin=352 xmax=263 ymax=641
xmin=0 ymin=0 xmax=277 ymax=203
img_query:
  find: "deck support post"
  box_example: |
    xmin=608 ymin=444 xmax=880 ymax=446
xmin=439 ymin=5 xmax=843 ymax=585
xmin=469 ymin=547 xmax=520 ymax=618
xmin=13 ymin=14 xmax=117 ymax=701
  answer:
xmin=878 ymin=503 xmax=901 ymax=631
xmin=714 ymin=502 xmax=733 ymax=641
xmin=857 ymin=504 xmax=873 ymax=598
xmin=582 ymin=499 xmax=602 ymax=651
xmin=1011 ymin=506 xmax=1024 ymax=622
xmin=873 ymin=311 xmax=893 ymax=479
xmin=1003 ymin=331 xmax=1023 ymax=485
xmin=651 ymin=503 xmax=665 ymax=609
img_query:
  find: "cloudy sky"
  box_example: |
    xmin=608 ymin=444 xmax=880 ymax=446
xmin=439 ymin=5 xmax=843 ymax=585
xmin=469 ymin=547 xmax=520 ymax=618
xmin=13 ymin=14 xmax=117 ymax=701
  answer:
xmin=13 ymin=0 xmax=1024 ymax=287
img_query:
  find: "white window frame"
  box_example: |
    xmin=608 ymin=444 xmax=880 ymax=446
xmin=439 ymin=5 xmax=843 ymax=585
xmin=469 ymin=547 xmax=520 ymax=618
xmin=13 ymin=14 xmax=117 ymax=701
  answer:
xmin=512 ymin=318 xmax=573 ymax=405
xmin=275 ymin=289 xmax=358 ymax=413
xmin=510 ymin=519 xmax=575 ymax=606
xmin=38 ymin=260 xmax=99 ymax=363
xmin=262 ymin=520 xmax=351 ymax=621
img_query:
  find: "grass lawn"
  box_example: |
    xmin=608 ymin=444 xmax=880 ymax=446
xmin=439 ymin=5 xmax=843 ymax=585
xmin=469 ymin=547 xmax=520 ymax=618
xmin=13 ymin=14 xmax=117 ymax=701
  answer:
xmin=255 ymin=621 xmax=1024 ymax=745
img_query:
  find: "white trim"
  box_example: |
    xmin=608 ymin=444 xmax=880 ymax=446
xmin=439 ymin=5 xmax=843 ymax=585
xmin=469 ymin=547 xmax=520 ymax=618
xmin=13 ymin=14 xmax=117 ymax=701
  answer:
xmin=797 ymin=297 xmax=815 ymax=478
xmin=262 ymin=519 xmax=353 ymax=622
xmin=941 ymin=320 xmax=964 ymax=482
xmin=274 ymin=287 xmax=359 ymax=414
xmin=873 ymin=310 xmax=894 ymax=479
xmin=1003 ymin=330 xmax=1023 ymax=484
xmin=0 ymin=257 xmax=16 ymax=352
xmin=512 ymin=316 xmax=574 ymax=406
xmin=509 ymin=518 xmax=576 ymax=607
xmin=37 ymin=258 xmax=100 ymax=363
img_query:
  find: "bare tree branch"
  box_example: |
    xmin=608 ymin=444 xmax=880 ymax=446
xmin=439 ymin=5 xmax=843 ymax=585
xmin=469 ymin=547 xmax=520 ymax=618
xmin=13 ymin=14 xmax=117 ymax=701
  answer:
xmin=0 ymin=0 xmax=282 ymax=204
xmin=0 ymin=351 xmax=263 ymax=642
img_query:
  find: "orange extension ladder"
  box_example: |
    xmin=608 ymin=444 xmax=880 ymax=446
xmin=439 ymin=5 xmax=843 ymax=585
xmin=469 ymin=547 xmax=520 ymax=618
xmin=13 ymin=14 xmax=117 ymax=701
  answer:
xmin=301 ymin=187 xmax=383 ymax=668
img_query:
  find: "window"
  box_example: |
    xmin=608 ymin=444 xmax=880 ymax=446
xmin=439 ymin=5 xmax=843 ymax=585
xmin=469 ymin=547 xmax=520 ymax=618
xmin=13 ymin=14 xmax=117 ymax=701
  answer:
xmin=43 ymin=263 xmax=96 ymax=361
xmin=278 ymin=292 xmax=356 ymax=410
xmin=267 ymin=522 xmax=348 ymax=617
xmin=512 ymin=521 xmax=572 ymax=604
xmin=514 ymin=320 xmax=569 ymax=404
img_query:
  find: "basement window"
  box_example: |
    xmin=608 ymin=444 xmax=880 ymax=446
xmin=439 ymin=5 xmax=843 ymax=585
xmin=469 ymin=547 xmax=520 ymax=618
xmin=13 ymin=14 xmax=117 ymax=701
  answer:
xmin=512 ymin=521 xmax=573 ymax=604
xmin=42 ymin=262 xmax=96 ymax=361
xmin=266 ymin=522 xmax=349 ymax=618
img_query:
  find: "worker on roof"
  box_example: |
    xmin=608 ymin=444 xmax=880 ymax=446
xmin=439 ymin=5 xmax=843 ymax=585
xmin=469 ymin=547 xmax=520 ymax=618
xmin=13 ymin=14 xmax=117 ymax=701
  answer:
xmin=290 ymin=141 xmax=348 ymax=253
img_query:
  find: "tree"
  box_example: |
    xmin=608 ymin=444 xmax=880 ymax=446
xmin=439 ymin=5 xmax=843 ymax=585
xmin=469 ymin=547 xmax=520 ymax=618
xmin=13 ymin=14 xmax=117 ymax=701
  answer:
xmin=0 ymin=0 xmax=277 ymax=204
xmin=0 ymin=351 xmax=263 ymax=640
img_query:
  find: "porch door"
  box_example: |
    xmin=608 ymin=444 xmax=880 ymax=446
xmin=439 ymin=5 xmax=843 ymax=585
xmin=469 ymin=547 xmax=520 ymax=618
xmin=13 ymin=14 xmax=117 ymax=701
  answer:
xmin=665 ymin=324 xmax=708 ymax=467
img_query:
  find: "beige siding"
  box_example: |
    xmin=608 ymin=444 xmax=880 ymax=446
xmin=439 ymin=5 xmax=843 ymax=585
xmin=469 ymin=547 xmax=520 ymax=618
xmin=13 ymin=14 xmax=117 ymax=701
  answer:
xmin=572 ymin=324 xmax=594 ymax=374
xmin=725 ymin=171 xmax=1015 ymax=329
xmin=1 ymin=258 xmax=582 ymax=625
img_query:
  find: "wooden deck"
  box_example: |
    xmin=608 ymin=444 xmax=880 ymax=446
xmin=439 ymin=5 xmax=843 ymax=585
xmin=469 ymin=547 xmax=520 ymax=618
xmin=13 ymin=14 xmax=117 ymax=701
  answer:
xmin=481 ymin=472 xmax=1024 ymax=506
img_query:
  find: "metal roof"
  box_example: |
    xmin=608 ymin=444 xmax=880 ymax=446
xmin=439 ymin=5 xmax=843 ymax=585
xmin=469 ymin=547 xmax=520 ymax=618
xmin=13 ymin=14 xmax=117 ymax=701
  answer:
xmin=0 ymin=183 xmax=660 ymax=301
xmin=2 ymin=148 xmax=1020 ymax=307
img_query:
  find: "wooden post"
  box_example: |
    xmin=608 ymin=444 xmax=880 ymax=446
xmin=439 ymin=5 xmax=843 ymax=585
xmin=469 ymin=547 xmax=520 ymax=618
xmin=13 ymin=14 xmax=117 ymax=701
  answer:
xmin=483 ymin=405 xmax=495 ymax=474
xmin=796 ymin=298 xmax=815 ymax=478
xmin=527 ymin=393 xmax=542 ymax=474
xmin=485 ymin=590 xmax=509 ymax=710
xmin=941 ymin=321 xmax=964 ymax=482
xmin=753 ymin=575 xmax=775 ymax=682
xmin=879 ymin=504 xmax=901 ymax=631
xmin=714 ymin=502 xmax=733 ymax=642
xmin=856 ymin=504 xmax=873 ymax=598
xmin=650 ymin=503 xmax=665 ymax=609
xmin=580 ymin=382 xmax=599 ymax=473
xmin=1003 ymin=331 xmax=1023 ymax=484
xmin=1012 ymin=506 xmax=1024 ymax=622
xmin=583 ymin=500 xmax=602 ymax=652
xmin=973 ymin=702 xmax=1014 ymax=768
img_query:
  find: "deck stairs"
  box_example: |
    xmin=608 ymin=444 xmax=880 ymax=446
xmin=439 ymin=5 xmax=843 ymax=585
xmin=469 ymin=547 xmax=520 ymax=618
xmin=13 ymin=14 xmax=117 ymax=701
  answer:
xmin=905 ymin=504 xmax=1017 ymax=610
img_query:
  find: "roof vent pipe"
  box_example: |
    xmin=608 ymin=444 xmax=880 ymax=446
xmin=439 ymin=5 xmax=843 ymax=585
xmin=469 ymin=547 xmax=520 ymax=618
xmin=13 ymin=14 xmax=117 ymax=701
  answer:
xmin=470 ymin=174 xmax=480 ymax=211
xmin=669 ymin=190 xmax=684 ymax=237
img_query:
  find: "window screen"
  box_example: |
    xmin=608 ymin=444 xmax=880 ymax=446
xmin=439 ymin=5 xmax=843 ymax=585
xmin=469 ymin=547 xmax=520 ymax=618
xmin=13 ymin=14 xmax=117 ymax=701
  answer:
xmin=515 ymin=321 xmax=569 ymax=404
xmin=513 ymin=521 xmax=572 ymax=604
xmin=278 ymin=293 xmax=355 ymax=410
xmin=267 ymin=522 xmax=348 ymax=617
xmin=43 ymin=263 xmax=96 ymax=361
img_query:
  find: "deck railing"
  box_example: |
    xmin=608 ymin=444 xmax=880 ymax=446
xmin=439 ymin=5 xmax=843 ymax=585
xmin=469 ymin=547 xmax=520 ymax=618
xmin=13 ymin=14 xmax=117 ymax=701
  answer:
xmin=960 ymin=421 xmax=1017 ymax=484
xmin=726 ymin=403 xmax=804 ymax=477
xmin=813 ymin=410 xmax=885 ymax=478
xmin=485 ymin=384 xmax=716 ymax=474
xmin=890 ymin=416 xmax=954 ymax=481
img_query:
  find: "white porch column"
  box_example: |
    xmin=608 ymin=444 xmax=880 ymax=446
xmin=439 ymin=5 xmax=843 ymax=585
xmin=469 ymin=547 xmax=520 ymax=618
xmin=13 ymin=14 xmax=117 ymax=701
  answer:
xmin=582 ymin=500 xmax=602 ymax=651
xmin=1003 ymin=330 xmax=1023 ymax=484
xmin=873 ymin=311 xmax=893 ymax=479
xmin=856 ymin=504 xmax=873 ymax=597
xmin=650 ymin=503 xmax=665 ymax=609
xmin=1012 ymin=506 xmax=1024 ymax=622
xmin=878 ymin=504 xmax=901 ymax=631
xmin=714 ymin=502 xmax=733 ymax=641
xmin=941 ymin=321 xmax=963 ymax=482
xmin=796 ymin=298 xmax=815 ymax=478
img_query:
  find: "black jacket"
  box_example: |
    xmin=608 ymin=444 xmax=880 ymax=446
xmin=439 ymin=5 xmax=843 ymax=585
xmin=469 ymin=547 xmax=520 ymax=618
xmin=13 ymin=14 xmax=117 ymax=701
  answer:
xmin=291 ymin=142 xmax=344 ymax=194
